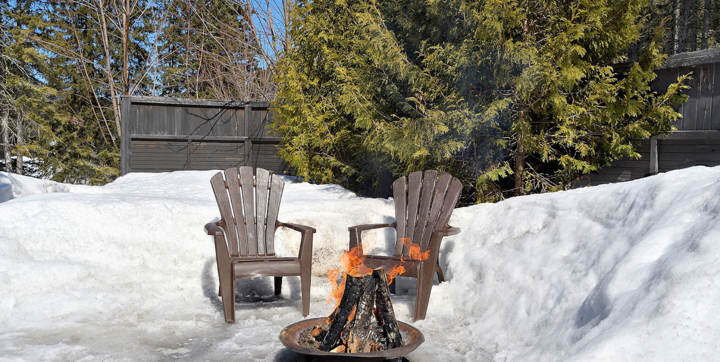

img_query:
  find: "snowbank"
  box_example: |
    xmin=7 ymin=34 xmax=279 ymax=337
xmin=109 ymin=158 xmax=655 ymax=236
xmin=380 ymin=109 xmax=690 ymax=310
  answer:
xmin=0 ymin=172 xmax=72 ymax=203
xmin=1 ymin=167 xmax=719 ymax=361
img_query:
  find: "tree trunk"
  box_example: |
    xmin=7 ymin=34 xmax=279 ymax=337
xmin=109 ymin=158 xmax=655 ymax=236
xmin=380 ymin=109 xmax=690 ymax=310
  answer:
xmin=674 ymin=0 xmax=682 ymax=53
xmin=702 ymin=0 xmax=711 ymax=49
xmin=122 ymin=0 xmax=130 ymax=94
xmin=677 ymin=0 xmax=688 ymax=52
xmin=514 ymin=113 xmax=527 ymax=196
xmin=283 ymin=0 xmax=291 ymax=48
xmin=1 ymin=108 xmax=11 ymax=172
xmin=184 ymin=0 xmax=192 ymax=95
xmin=15 ymin=110 xmax=23 ymax=175
xmin=97 ymin=0 xmax=122 ymax=137
xmin=686 ymin=0 xmax=697 ymax=51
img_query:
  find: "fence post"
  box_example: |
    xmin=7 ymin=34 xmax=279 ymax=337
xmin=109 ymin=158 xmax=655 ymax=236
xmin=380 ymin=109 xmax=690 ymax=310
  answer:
xmin=120 ymin=96 xmax=130 ymax=175
xmin=244 ymin=104 xmax=252 ymax=167
xmin=649 ymin=135 xmax=659 ymax=174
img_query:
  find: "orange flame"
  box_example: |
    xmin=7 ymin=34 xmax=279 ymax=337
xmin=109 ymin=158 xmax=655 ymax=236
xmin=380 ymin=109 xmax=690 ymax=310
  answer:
xmin=399 ymin=237 xmax=430 ymax=261
xmin=386 ymin=265 xmax=406 ymax=285
xmin=326 ymin=269 xmax=345 ymax=308
xmin=341 ymin=246 xmax=373 ymax=277
xmin=326 ymin=237 xmax=429 ymax=310
xmin=326 ymin=245 xmax=372 ymax=309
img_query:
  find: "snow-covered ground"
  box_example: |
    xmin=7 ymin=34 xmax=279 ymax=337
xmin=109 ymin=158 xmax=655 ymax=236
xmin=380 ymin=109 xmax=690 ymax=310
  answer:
xmin=1 ymin=167 xmax=719 ymax=361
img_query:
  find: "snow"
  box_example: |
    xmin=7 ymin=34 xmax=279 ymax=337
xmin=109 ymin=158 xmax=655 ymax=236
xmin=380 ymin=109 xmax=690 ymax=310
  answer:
xmin=0 ymin=173 xmax=72 ymax=203
xmin=1 ymin=167 xmax=720 ymax=361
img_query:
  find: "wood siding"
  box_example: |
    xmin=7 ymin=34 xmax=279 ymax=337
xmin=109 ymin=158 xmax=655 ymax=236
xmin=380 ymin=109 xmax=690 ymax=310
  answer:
xmin=120 ymin=96 xmax=287 ymax=174
xmin=654 ymin=49 xmax=720 ymax=131
xmin=576 ymin=131 xmax=720 ymax=187
xmin=578 ymin=49 xmax=720 ymax=187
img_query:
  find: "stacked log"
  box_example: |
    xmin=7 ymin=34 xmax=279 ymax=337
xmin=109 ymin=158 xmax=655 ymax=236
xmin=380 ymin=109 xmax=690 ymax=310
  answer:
xmin=305 ymin=268 xmax=404 ymax=353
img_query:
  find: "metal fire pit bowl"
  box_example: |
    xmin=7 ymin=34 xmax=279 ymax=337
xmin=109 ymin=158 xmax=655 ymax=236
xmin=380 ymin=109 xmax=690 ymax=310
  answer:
xmin=279 ymin=317 xmax=424 ymax=361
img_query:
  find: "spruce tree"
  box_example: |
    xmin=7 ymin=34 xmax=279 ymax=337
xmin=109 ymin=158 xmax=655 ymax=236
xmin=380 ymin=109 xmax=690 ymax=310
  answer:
xmin=274 ymin=0 xmax=687 ymax=202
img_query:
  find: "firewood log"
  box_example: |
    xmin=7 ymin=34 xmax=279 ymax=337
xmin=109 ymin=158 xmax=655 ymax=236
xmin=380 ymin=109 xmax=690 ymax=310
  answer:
xmin=320 ymin=274 xmax=368 ymax=351
xmin=373 ymin=268 xmax=403 ymax=348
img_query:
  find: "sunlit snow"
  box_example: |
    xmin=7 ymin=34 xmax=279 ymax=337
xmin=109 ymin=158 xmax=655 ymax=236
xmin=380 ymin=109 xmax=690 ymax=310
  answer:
xmin=1 ymin=167 xmax=719 ymax=361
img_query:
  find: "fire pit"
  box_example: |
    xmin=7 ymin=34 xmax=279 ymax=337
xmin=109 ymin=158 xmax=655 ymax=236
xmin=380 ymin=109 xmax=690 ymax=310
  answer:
xmin=280 ymin=317 xmax=424 ymax=360
xmin=280 ymin=244 xmax=426 ymax=360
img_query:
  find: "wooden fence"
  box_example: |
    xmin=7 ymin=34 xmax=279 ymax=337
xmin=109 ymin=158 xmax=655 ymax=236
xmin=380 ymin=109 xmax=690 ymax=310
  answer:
xmin=577 ymin=48 xmax=720 ymax=186
xmin=120 ymin=96 xmax=286 ymax=175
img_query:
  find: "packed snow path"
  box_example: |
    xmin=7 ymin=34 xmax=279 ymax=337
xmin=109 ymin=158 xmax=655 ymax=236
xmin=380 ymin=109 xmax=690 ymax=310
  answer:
xmin=1 ymin=167 xmax=719 ymax=361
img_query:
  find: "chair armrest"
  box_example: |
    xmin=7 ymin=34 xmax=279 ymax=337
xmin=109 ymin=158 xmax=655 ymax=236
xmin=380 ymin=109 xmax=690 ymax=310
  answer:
xmin=347 ymin=222 xmax=396 ymax=232
xmin=205 ymin=221 xmax=224 ymax=236
xmin=205 ymin=221 xmax=231 ymax=263
xmin=276 ymin=221 xmax=315 ymax=261
xmin=276 ymin=221 xmax=316 ymax=234
xmin=348 ymin=222 xmax=396 ymax=253
xmin=436 ymin=225 xmax=460 ymax=236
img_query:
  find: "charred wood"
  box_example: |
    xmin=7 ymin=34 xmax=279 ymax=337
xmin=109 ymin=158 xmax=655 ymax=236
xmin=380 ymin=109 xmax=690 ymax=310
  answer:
xmin=373 ymin=269 xmax=403 ymax=348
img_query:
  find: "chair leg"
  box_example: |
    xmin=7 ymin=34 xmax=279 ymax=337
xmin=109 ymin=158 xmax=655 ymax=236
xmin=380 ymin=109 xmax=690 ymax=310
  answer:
xmin=274 ymin=276 xmax=282 ymax=296
xmin=218 ymin=269 xmax=235 ymax=323
xmin=436 ymin=261 xmax=445 ymax=283
xmin=413 ymin=275 xmax=430 ymax=321
xmin=301 ymin=265 xmax=311 ymax=316
xmin=414 ymin=257 xmax=440 ymax=321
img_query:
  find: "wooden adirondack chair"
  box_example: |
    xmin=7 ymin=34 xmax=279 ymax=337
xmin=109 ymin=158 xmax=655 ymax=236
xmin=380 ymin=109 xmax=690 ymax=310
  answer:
xmin=205 ymin=166 xmax=315 ymax=323
xmin=348 ymin=170 xmax=462 ymax=320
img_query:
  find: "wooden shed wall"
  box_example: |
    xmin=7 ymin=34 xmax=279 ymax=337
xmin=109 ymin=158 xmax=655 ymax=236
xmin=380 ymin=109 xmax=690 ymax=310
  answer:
xmin=120 ymin=96 xmax=287 ymax=174
xmin=653 ymin=49 xmax=720 ymax=131
xmin=577 ymin=49 xmax=720 ymax=187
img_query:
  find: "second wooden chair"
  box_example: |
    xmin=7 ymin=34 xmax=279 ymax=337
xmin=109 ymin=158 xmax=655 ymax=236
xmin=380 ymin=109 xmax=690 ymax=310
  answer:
xmin=205 ymin=166 xmax=315 ymax=323
xmin=348 ymin=170 xmax=462 ymax=320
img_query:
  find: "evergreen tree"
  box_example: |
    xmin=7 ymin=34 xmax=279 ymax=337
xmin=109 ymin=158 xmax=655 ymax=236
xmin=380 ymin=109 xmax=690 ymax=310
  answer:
xmin=0 ymin=1 xmax=62 ymax=175
xmin=274 ymin=0 xmax=687 ymax=202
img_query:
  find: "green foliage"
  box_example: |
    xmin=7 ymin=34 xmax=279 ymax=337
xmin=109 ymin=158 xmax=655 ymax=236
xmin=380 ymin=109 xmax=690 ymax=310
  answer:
xmin=10 ymin=1 xmax=123 ymax=183
xmin=274 ymin=0 xmax=484 ymax=196
xmin=274 ymin=0 xmax=687 ymax=203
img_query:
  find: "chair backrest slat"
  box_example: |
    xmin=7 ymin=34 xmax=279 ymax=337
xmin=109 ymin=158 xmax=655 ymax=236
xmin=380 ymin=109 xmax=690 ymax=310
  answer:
xmin=419 ymin=172 xmax=452 ymax=250
xmin=265 ymin=174 xmax=284 ymax=255
xmin=433 ymin=178 xmax=462 ymax=234
xmin=212 ymin=167 xmax=286 ymax=258
xmin=239 ymin=166 xmax=258 ymax=255
xmin=391 ymin=171 xmax=461 ymax=257
xmin=392 ymin=177 xmax=407 ymax=256
xmin=413 ymin=170 xmax=438 ymax=251
xmin=403 ymin=171 xmax=423 ymax=256
xmin=255 ymin=168 xmax=271 ymax=255
xmin=210 ymin=173 xmax=241 ymax=256
xmin=224 ymin=168 xmax=248 ymax=256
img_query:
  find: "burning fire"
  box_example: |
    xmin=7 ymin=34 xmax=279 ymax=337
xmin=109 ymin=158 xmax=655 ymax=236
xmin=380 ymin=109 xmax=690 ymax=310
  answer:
xmin=326 ymin=237 xmax=430 ymax=309
xmin=399 ymin=237 xmax=430 ymax=261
